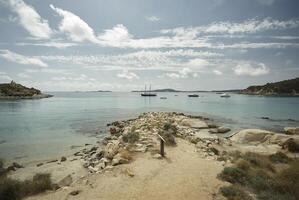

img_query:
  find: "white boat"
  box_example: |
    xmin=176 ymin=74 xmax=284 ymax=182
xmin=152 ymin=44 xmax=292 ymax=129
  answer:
xmin=220 ymin=93 xmax=231 ymax=98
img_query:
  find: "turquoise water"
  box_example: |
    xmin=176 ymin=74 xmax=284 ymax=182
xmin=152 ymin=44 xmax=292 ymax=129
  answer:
xmin=0 ymin=92 xmax=299 ymax=162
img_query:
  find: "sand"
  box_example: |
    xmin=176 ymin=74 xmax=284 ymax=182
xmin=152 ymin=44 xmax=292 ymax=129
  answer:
xmin=26 ymin=139 xmax=225 ymax=200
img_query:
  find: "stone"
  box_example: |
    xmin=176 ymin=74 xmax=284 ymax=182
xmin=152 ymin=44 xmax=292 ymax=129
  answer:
xmin=153 ymin=153 xmax=162 ymax=159
xmin=217 ymin=127 xmax=231 ymax=133
xmin=69 ymin=190 xmax=80 ymax=196
xmin=104 ymin=140 xmax=120 ymax=159
xmin=112 ymin=154 xmax=129 ymax=166
xmin=60 ymin=156 xmax=67 ymax=162
xmin=12 ymin=162 xmax=23 ymax=168
xmin=284 ymin=127 xmax=299 ymax=135
xmin=230 ymin=129 xmax=274 ymax=144
xmin=36 ymin=163 xmax=43 ymax=167
xmin=125 ymin=168 xmax=134 ymax=177
xmin=47 ymin=159 xmax=58 ymax=163
xmin=181 ymin=118 xmax=209 ymax=129
xmin=58 ymin=175 xmax=73 ymax=187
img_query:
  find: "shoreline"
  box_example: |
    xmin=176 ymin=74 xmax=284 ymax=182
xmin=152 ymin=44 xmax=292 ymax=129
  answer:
xmin=0 ymin=93 xmax=53 ymax=100
xmin=2 ymin=112 xmax=299 ymax=199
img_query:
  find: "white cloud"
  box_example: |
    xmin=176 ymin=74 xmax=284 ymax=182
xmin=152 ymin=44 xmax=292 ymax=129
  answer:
xmin=161 ymin=18 xmax=299 ymax=35
xmin=7 ymin=0 xmax=52 ymax=39
xmin=233 ymin=63 xmax=269 ymax=76
xmin=117 ymin=69 xmax=139 ymax=80
xmin=50 ymin=4 xmax=98 ymax=43
xmin=16 ymin=41 xmax=77 ymax=49
xmin=0 ymin=72 xmax=12 ymax=82
xmin=97 ymin=24 xmax=132 ymax=45
xmin=0 ymin=50 xmax=48 ymax=67
xmin=213 ymin=70 xmax=223 ymax=75
xmin=164 ymin=67 xmax=198 ymax=79
xmin=146 ymin=16 xmax=160 ymax=22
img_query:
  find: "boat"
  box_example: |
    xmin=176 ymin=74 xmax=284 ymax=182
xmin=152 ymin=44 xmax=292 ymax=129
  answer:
xmin=220 ymin=93 xmax=231 ymax=98
xmin=160 ymin=97 xmax=167 ymax=99
xmin=188 ymin=94 xmax=199 ymax=97
xmin=141 ymin=85 xmax=157 ymax=97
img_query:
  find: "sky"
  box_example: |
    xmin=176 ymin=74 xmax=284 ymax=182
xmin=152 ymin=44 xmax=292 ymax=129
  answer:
xmin=0 ymin=0 xmax=298 ymax=91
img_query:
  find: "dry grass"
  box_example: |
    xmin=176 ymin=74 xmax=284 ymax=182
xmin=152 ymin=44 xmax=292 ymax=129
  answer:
xmin=123 ymin=132 xmax=140 ymax=143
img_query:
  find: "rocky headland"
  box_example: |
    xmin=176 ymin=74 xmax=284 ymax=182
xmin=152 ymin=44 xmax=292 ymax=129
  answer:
xmin=1 ymin=112 xmax=299 ymax=200
xmin=0 ymin=81 xmax=53 ymax=100
xmin=240 ymin=77 xmax=299 ymax=96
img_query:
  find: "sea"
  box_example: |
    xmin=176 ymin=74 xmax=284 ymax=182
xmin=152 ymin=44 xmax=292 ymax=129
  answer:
xmin=0 ymin=92 xmax=299 ymax=163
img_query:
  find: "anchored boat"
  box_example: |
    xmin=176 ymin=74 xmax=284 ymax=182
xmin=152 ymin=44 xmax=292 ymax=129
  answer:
xmin=141 ymin=85 xmax=157 ymax=97
xmin=188 ymin=94 xmax=199 ymax=97
xmin=220 ymin=93 xmax=231 ymax=98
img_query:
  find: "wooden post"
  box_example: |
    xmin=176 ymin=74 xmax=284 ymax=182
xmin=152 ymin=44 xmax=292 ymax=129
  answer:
xmin=158 ymin=134 xmax=165 ymax=157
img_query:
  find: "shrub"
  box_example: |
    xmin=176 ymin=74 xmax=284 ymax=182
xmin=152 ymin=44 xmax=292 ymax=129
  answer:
xmin=218 ymin=167 xmax=248 ymax=184
xmin=283 ymin=139 xmax=299 ymax=153
xmin=0 ymin=173 xmax=52 ymax=200
xmin=269 ymin=152 xmax=291 ymax=163
xmin=243 ymin=152 xmax=275 ymax=172
xmin=0 ymin=177 xmax=21 ymax=200
xmin=220 ymin=185 xmax=253 ymax=200
xmin=159 ymin=130 xmax=176 ymax=146
xmin=123 ymin=132 xmax=139 ymax=143
xmin=163 ymin=122 xmax=177 ymax=135
xmin=236 ymin=159 xmax=251 ymax=171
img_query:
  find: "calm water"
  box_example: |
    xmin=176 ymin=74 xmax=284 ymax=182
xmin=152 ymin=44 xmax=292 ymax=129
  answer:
xmin=0 ymin=92 xmax=299 ymax=162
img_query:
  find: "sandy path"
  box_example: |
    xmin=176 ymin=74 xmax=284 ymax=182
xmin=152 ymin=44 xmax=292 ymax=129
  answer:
xmin=27 ymin=139 xmax=225 ymax=200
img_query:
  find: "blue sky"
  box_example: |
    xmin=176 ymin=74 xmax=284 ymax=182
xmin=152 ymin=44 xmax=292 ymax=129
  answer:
xmin=0 ymin=0 xmax=298 ymax=91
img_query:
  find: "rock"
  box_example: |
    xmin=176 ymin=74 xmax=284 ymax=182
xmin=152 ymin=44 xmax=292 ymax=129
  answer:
xmin=153 ymin=153 xmax=162 ymax=159
xmin=47 ymin=159 xmax=58 ymax=163
xmin=69 ymin=190 xmax=80 ymax=196
xmin=36 ymin=163 xmax=44 ymax=167
xmin=208 ymin=147 xmax=220 ymax=155
xmin=60 ymin=156 xmax=67 ymax=162
xmin=58 ymin=175 xmax=73 ymax=187
xmin=209 ymin=129 xmax=218 ymax=134
xmin=112 ymin=154 xmax=129 ymax=166
xmin=217 ymin=127 xmax=231 ymax=134
xmin=181 ymin=118 xmax=208 ymax=129
xmin=230 ymin=129 xmax=274 ymax=144
xmin=284 ymin=127 xmax=299 ymax=135
xmin=207 ymin=123 xmax=218 ymax=128
xmin=6 ymin=165 xmax=16 ymax=171
xmin=12 ymin=162 xmax=23 ymax=169
xmin=104 ymin=140 xmax=120 ymax=159
xmin=282 ymin=138 xmax=299 ymax=152
xmin=125 ymin=168 xmax=134 ymax=177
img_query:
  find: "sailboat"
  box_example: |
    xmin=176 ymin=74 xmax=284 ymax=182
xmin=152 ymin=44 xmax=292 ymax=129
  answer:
xmin=141 ymin=85 xmax=157 ymax=97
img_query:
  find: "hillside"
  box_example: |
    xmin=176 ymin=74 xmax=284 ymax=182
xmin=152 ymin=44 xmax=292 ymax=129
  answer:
xmin=0 ymin=81 xmax=52 ymax=99
xmin=241 ymin=77 xmax=299 ymax=96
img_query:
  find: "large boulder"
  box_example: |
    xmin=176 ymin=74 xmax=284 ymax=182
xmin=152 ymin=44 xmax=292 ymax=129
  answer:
xmin=180 ymin=118 xmax=208 ymax=129
xmin=284 ymin=127 xmax=299 ymax=135
xmin=104 ymin=140 xmax=120 ymax=159
xmin=230 ymin=129 xmax=274 ymax=144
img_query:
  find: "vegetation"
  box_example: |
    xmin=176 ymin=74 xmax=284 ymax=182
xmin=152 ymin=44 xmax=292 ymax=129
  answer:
xmin=0 ymin=81 xmax=41 ymax=97
xmin=218 ymin=151 xmax=299 ymax=200
xmin=122 ymin=132 xmax=140 ymax=143
xmin=0 ymin=173 xmax=53 ymax=200
xmin=242 ymin=77 xmax=299 ymax=96
xmin=282 ymin=138 xmax=299 ymax=153
xmin=220 ymin=185 xmax=252 ymax=200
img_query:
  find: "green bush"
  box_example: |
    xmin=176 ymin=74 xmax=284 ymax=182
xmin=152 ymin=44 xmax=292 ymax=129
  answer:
xmin=269 ymin=152 xmax=291 ymax=163
xmin=243 ymin=152 xmax=275 ymax=172
xmin=0 ymin=173 xmax=52 ymax=200
xmin=283 ymin=139 xmax=299 ymax=153
xmin=159 ymin=130 xmax=176 ymax=146
xmin=218 ymin=167 xmax=248 ymax=184
xmin=123 ymin=132 xmax=139 ymax=143
xmin=163 ymin=122 xmax=177 ymax=135
xmin=220 ymin=185 xmax=253 ymax=200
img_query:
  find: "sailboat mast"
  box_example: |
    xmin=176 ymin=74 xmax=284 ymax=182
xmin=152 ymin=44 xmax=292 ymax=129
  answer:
xmin=149 ymin=84 xmax=151 ymax=94
xmin=144 ymin=85 xmax=147 ymax=94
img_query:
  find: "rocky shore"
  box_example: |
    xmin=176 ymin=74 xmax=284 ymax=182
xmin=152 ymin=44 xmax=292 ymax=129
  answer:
xmin=3 ymin=112 xmax=299 ymax=200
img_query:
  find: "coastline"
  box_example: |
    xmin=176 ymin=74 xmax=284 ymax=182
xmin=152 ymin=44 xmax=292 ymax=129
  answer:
xmin=2 ymin=112 xmax=299 ymax=200
xmin=0 ymin=94 xmax=53 ymax=100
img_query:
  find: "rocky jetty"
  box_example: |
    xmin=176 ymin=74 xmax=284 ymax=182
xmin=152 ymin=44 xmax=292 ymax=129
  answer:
xmin=0 ymin=81 xmax=53 ymax=99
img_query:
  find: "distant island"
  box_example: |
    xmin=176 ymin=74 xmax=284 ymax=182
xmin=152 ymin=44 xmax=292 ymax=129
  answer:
xmin=0 ymin=81 xmax=53 ymax=99
xmin=241 ymin=77 xmax=299 ymax=96
xmin=132 ymin=78 xmax=299 ymax=96
xmin=132 ymin=88 xmax=241 ymax=93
